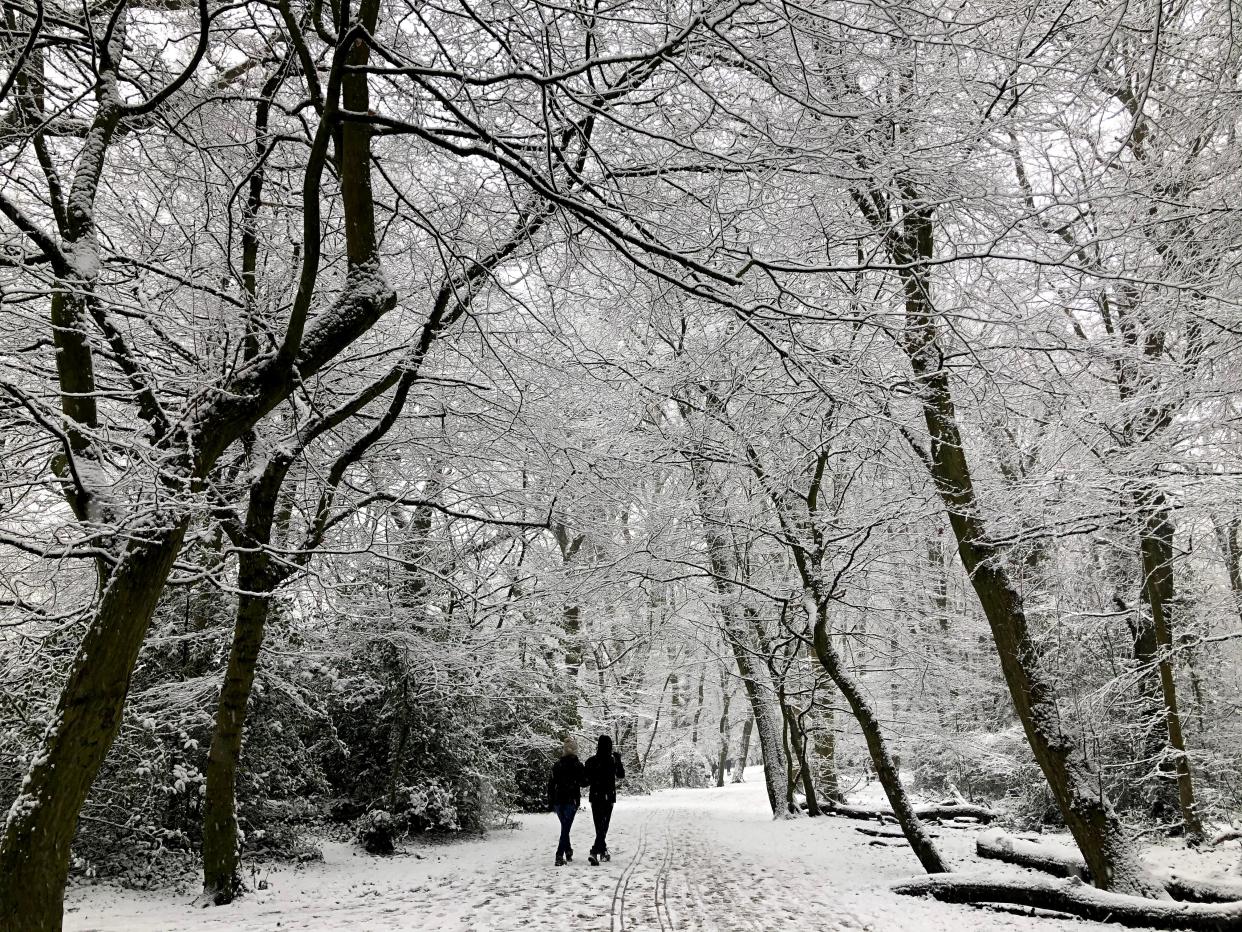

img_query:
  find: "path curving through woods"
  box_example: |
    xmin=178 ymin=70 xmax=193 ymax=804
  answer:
xmin=66 ymin=777 xmax=1187 ymax=932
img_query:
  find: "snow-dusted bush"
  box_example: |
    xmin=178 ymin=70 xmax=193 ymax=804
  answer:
xmin=403 ymin=782 xmax=460 ymax=833
xmin=355 ymin=810 xmax=399 ymax=855
xmin=911 ymin=725 xmax=1032 ymax=802
xmin=669 ymin=746 xmax=714 ymax=788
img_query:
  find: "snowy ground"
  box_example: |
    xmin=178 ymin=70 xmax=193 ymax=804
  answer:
xmin=65 ymin=775 xmax=1232 ymax=932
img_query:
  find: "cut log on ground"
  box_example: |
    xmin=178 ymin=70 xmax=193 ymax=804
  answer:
xmin=976 ymin=829 xmax=1242 ymax=904
xmin=893 ymin=873 xmax=1242 ymax=930
xmin=826 ymin=801 xmax=998 ymax=823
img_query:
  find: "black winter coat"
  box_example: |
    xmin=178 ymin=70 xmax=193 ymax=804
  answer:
xmin=583 ymin=752 xmax=625 ymax=804
xmin=547 ymin=754 xmax=587 ymax=808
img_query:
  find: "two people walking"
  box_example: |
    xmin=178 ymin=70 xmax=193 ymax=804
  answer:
xmin=548 ymin=734 xmax=625 ymax=866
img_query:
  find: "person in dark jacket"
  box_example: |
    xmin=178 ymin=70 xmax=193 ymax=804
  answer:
xmin=547 ymin=736 xmax=588 ymax=866
xmin=583 ymin=734 xmax=625 ymax=864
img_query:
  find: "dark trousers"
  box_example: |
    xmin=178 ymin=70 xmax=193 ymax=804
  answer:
xmin=553 ymin=803 xmax=577 ymax=857
xmin=590 ymin=799 xmax=614 ymax=855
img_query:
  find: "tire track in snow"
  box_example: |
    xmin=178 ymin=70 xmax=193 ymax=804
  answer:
xmin=611 ymin=812 xmax=652 ymax=932
xmin=653 ymin=812 xmax=674 ymax=932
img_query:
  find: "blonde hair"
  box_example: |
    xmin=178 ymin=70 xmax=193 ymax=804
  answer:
xmin=562 ymin=735 xmax=579 ymax=756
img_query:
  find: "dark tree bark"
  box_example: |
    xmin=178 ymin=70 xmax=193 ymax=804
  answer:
xmin=855 ymin=179 xmax=1168 ymax=898
xmin=809 ymin=598 xmax=948 ymax=874
xmin=786 ymin=702 xmax=821 ymax=816
xmin=0 ymin=5 xmax=398 ymax=923
xmin=0 ymin=527 xmax=187 ymax=930
xmin=1137 ymin=497 xmax=1204 ymax=844
xmin=903 ymin=324 xmax=1164 ymax=895
xmin=202 ymin=566 xmax=276 ymax=901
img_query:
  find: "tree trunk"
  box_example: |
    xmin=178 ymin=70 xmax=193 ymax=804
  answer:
xmin=1139 ymin=499 xmax=1204 ymax=844
xmin=688 ymin=456 xmax=788 ymax=814
xmin=809 ymin=597 xmax=947 ymax=874
xmin=1211 ymin=515 xmax=1242 ymax=624
xmin=781 ymin=699 xmax=797 ymax=808
xmin=727 ymin=632 xmax=789 ymax=815
xmin=716 ymin=689 xmax=731 ymax=787
xmin=907 ymin=331 xmax=1166 ymax=896
xmin=1132 ymin=581 xmax=1175 ymax=816
xmin=811 ymin=697 xmax=841 ymax=803
xmin=786 ymin=703 xmax=820 ymax=816
xmin=0 ymin=522 xmax=188 ymax=931
xmin=202 ymin=586 xmax=273 ymax=903
xmin=733 ymin=717 xmax=753 ymax=783
xmin=201 ymin=450 xmax=292 ymax=902
xmin=885 ymin=190 xmax=1166 ymax=895
xmin=691 ymin=668 xmax=706 ymax=746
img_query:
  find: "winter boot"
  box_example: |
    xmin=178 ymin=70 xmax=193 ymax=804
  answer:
xmin=555 ymin=854 xmax=565 ymax=867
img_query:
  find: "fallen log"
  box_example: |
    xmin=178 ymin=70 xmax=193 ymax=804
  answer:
xmin=855 ymin=826 xmax=940 ymax=840
xmin=976 ymin=828 xmax=1087 ymax=879
xmin=1164 ymin=874 xmax=1242 ymax=905
xmin=827 ymin=800 xmax=999 ymax=823
xmin=893 ymin=873 xmax=1242 ymax=930
xmin=976 ymin=829 xmax=1242 ymax=904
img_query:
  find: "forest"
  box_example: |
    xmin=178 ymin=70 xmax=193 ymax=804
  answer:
xmin=2 ymin=0 xmax=1242 ymax=928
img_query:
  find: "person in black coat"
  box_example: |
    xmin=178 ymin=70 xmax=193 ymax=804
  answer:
xmin=547 ymin=736 xmax=588 ymax=866
xmin=583 ymin=734 xmax=625 ymax=864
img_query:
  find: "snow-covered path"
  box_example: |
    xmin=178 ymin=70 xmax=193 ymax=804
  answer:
xmin=65 ymin=779 xmax=1150 ymax=932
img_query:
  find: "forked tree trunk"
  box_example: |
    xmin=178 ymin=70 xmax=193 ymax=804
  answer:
xmin=0 ymin=522 xmax=188 ymax=930
xmin=786 ymin=703 xmax=820 ymax=816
